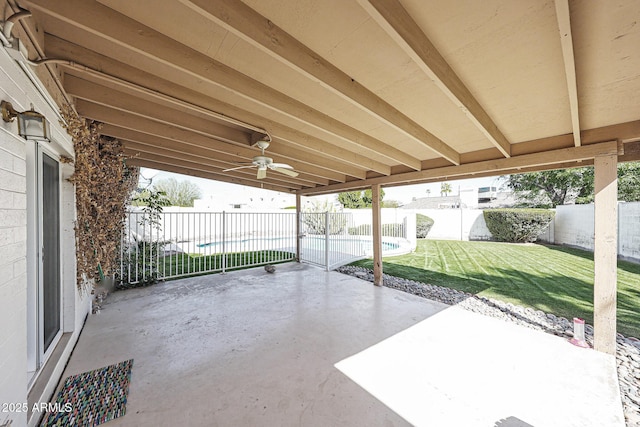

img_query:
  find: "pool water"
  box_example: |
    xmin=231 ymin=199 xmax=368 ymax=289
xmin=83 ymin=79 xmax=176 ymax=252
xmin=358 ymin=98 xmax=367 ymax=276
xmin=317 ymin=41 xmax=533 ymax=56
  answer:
xmin=198 ymin=236 xmax=400 ymax=251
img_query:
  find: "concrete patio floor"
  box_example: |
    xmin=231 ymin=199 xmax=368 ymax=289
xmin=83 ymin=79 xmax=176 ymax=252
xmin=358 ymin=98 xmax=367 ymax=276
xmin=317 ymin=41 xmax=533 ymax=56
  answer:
xmin=52 ymin=263 xmax=623 ymax=426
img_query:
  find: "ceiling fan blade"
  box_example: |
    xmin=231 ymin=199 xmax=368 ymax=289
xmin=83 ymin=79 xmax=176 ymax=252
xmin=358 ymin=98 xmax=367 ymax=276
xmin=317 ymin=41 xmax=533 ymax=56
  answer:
xmin=257 ymin=168 xmax=267 ymax=179
xmin=223 ymin=165 xmax=254 ymax=172
xmin=270 ymin=162 xmax=294 ymax=169
xmin=271 ymin=167 xmax=299 ymax=177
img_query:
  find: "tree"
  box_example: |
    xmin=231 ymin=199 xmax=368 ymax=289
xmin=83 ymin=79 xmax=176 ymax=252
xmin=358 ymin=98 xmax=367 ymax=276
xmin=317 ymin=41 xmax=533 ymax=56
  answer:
xmin=618 ymin=162 xmax=640 ymax=202
xmin=152 ymin=178 xmax=202 ymax=207
xmin=505 ymin=168 xmax=592 ymax=207
xmin=440 ymin=182 xmax=452 ymax=196
xmin=504 ymin=162 xmax=640 ymax=207
xmin=337 ymin=191 xmax=364 ymax=209
xmin=337 ymin=188 xmax=385 ymax=208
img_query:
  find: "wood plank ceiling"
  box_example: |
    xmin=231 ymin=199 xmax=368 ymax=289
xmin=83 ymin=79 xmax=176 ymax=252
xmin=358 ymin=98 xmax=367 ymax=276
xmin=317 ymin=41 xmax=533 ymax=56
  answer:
xmin=7 ymin=0 xmax=640 ymax=194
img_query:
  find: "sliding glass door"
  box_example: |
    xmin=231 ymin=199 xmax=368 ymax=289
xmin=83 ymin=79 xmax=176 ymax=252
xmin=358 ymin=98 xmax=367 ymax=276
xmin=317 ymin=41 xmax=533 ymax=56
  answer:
xmin=27 ymin=145 xmax=62 ymax=383
xmin=41 ymin=152 xmax=61 ymax=353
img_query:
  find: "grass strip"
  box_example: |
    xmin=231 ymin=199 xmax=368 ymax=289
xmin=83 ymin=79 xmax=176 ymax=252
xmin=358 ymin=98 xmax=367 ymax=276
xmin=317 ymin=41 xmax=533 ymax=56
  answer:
xmin=350 ymin=240 xmax=640 ymax=337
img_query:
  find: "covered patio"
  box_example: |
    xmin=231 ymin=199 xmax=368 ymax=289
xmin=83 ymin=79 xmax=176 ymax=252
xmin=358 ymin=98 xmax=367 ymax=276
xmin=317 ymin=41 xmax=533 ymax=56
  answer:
xmin=6 ymin=0 xmax=638 ymax=355
xmin=1 ymin=1 xmax=639 ymax=425
xmin=59 ymin=263 xmax=624 ymax=426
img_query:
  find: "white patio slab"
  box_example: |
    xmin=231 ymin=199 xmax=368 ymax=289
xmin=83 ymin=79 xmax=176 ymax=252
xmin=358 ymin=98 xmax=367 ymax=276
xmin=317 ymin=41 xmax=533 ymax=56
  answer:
xmin=336 ymin=305 xmax=624 ymax=427
xmin=45 ymin=263 xmax=623 ymax=426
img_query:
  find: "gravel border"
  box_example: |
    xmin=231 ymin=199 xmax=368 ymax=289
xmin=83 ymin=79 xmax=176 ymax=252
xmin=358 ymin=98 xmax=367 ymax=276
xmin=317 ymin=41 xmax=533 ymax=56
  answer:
xmin=337 ymin=266 xmax=640 ymax=427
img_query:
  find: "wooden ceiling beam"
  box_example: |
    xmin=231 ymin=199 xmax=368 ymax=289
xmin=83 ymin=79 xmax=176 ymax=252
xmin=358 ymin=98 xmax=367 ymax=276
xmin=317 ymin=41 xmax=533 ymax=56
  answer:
xmin=123 ymin=140 xmax=315 ymax=188
xmin=183 ymin=0 xmax=461 ymax=165
xmin=64 ymin=74 xmax=366 ymax=179
xmin=554 ymin=0 xmax=581 ymax=147
xmin=75 ymin=99 xmax=345 ymax=183
xmin=357 ymin=0 xmax=511 ymax=158
xmin=29 ymin=1 xmax=421 ymax=170
xmin=126 ymin=157 xmax=299 ymax=193
xmin=123 ymin=147 xmax=305 ymax=190
xmin=103 ymin=124 xmax=324 ymax=189
xmin=115 ymin=132 xmax=323 ymax=187
xmin=55 ymin=55 xmax=391 ymax=176
xmin=299 ymin=140 xmax=620 ymax=195
xmin=383 ymin=160 xmax=600 ymax=190
xmin=65 ymin=76 xmax=253 ymax=145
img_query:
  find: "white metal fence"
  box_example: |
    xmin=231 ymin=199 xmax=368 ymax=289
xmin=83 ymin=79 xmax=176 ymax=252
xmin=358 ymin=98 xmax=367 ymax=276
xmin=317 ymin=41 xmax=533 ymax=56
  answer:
xmin=120 ymin=211 xmax=297 ymax=285
xmin=299 ymin=211 xmax=412 ymax=270
xmin=120 ymin=209 xmax=414 ymax=285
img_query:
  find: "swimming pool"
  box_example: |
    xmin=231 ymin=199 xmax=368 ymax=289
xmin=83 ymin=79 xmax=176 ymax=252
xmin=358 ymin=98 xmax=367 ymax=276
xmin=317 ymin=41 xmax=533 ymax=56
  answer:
xmin=197 ymin=236 xmax=400 ymax=251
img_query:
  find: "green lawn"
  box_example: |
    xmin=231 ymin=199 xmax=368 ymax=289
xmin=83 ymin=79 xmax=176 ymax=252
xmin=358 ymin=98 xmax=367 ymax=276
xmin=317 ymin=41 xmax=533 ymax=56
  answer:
xmin=161 ymin=250 xmax=295 ymax=277
xmin=350 ymin=240 xmax=640 ymax=337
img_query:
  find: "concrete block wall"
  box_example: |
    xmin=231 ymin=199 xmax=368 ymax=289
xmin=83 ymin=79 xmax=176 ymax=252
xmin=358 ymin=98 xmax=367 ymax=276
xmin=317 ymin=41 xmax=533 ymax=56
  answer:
xmin=409 ymin=209 xmax=496 ymax=241
xmin=404 ymin=204 xmax=637 ymax=262
xmin=1 ymin=44 xmax=90 ymax=427
xmin=0 ymin=107 xmax=29 ymax=427
xmin=619 ymin=203 xmax=640 ymax=261
xmin=555 ymin=202 xmax=640 ymax=262
xmin=554 ymin=204 xmax=595 ymax=250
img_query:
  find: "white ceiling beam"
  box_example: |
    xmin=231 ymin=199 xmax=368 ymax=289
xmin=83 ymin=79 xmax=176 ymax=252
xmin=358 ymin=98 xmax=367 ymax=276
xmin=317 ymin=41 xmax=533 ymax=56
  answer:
xmin=121 ymin=140 xmax=317 ymax=188
xmin=28 ymin=0 xmax=421 ymax=170
xmin=65 ymin=75 xmax=368 ymax=179
xmin=104 ymin=125 xmax=329 ymax=187
xmin=357 ymin=0 xmax=511 ymax=158
xmin=555 ymin=0 xmax=582 ymax=147
xmin=45 ymin=35 xmax=391 ymax=176
xmin=123 ymin=146 xmax=305 ymax=190
xmin=299 ymin=140 xmax=620 ymax=195
xmin=183 ymin=0 xmax=461 ymax=165
xmin=75 ymin=99 xmax=345 ymax=183
xmin=126 ymin=157 xmax=299 ymax=193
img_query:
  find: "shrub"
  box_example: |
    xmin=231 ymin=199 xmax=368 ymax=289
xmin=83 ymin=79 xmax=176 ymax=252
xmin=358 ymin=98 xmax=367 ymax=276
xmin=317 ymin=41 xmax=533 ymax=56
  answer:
xmin=301 ymin=201 xmax=347 ymax=235
xmin=302 ymin=213 xmax=347 ymax=235
xmin=483 ymin=209 xmax=555 ymax=243
xmin=416 ymin=214 xmax=434 ymax=238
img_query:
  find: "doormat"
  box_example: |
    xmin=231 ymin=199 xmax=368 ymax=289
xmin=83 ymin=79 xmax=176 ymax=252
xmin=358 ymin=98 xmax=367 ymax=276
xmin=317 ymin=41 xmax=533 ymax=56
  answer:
xmin=40 ymin=359 xmax=134 ymax=427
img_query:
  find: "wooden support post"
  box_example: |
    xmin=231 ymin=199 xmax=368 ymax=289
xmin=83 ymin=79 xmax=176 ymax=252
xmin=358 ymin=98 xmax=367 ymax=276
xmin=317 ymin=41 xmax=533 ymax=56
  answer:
xmin=593 ymin=154 xmax=618 ymax=354
xmin=295 ymin=193 xmax=301 ymax=262
xmin=372 ymin=184 xmax=383 ymax=286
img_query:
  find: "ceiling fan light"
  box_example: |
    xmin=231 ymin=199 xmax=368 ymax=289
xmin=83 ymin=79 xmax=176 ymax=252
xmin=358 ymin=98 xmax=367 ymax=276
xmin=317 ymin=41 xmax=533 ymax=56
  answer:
xmin=257 ymin=167 xmax=267 ymax=180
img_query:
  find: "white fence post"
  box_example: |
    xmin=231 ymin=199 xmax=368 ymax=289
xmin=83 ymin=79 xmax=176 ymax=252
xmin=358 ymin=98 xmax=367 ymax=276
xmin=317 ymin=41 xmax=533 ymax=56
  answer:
xmin=222 ymin=210 xmax=227 ymax=274
xmin=325 ymin=212 xmax=330 ymax=271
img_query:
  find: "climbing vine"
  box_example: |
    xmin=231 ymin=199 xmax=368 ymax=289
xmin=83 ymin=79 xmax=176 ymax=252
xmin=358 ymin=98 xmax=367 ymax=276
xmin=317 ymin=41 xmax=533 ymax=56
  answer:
xmin=61 ymin=105 xmax=139 ymax=292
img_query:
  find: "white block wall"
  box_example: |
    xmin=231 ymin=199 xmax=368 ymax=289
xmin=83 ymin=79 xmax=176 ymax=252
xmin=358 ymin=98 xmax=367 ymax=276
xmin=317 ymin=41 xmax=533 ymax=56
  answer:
xmin=410 ymin=209 xmax=496 ymax=241
xmin=555 ymin=202 xmax=640 ymax=262
xmin=0 ymin=109 xmax=29 ymax=427
xmin=1 ymin=45 xmax=90 ymax=427
xmin=554 ymin=204 xmax=595 ymax=250
xmin=619 ymin=203 xmax=640 ymax=261
xmin=412 ymin=208 xmax=553 ymax=243
xmin=405 ymin=204 xmax=637 ymax=262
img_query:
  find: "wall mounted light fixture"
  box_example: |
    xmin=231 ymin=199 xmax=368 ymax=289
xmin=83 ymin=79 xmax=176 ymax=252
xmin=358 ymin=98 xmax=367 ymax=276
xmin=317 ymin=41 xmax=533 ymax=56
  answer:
xmin=1 ymin=100 xmax=50 ymax=141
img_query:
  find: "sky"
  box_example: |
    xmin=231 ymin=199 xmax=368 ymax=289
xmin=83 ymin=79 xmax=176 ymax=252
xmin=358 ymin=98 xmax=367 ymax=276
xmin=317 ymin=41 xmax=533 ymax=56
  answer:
xmin=139 ymin=167 xmax=506 ymax=206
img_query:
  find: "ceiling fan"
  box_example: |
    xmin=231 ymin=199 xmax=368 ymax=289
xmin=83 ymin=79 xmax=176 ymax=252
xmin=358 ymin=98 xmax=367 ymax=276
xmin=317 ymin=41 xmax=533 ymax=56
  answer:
xmin=223 ymin=138 xmax=299 ymax=180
